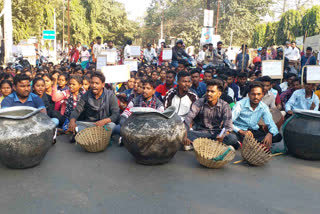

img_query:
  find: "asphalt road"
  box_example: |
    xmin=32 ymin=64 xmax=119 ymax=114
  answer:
xmin=0 ymin=135 xmax=319 ymax=214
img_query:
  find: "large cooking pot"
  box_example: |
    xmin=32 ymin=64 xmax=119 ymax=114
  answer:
xmin=283 ymin=109 xmax=320 ymax=160
xmin=0 ymin=107 xmax=55 ymax=168
xmin=120 ymin=106 xmax=185 ymax=165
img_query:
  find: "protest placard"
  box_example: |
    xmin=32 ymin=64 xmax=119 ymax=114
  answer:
xmin=130 ymin=46 xmax=141 ymax=57
xmin=101 ymin=50 xmax=117 ymax=64
xmin=124 ymin=59 xmax=138 ymax=71
xmin=162 ymin=48 xmax=172 ymax=60
xmin=96 ymin=56 xmax=108 ymax=71
xmin=101 ymin=65 xmax=130 ymax=83
xmin=262 ymin=60 xmax=283 ymax=79
xmin=306 ymin=66 xmax=320 ymax=83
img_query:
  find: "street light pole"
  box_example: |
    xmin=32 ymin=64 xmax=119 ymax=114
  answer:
xmin=3 ymin=0 xmax=13 ymax=64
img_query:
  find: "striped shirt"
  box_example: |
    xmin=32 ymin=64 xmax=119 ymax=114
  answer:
xmin=184 ymin=98 xmax=233 ymax=135
xmin=232 ymin=98 xmax=279 ymax=136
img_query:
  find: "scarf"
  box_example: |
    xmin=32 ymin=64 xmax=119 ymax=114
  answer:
xmin=88 ymin=88 xmax=108 ymax=120
xmin=64 ymin=89 xmax=84 ymax=118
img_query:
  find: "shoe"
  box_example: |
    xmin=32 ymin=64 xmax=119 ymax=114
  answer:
xmin=70 ymin=135 xmax=76 ymax=143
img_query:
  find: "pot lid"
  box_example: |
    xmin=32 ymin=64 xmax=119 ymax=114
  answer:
xmin=293 ymin=109 xmax=320 ymax=119
xmin=130 ymin=106 xmax=177 ymax=119
xmin=0 ymin=106 xmax=41 ymax=119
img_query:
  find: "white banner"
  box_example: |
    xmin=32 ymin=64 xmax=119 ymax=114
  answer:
xmin=124 ymin=59 xmax=138 ymax=71
xmin=306 ymin=66 xmax=320 ymax=83
xmin=130 ymin=46 xmax=141 ymax=57
xmin=262 ymin=60 xmax=283 ymax=79
xmin=162 ymin=48 xmax=172 ymax=60
xmin=204 ymin=9 xmax=214 ymax=27
xmin=101 ymin=65 xmax=130 ymax=83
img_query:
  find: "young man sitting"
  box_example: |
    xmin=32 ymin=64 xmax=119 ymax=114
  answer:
xmin=231 ymin=81 xmax=282 ymax=149
xmin=116 ymin=78 xmax=164 ymax=144
xmin=68 ymin=72 xmax=120 ymax=134
xmin=285 ymin=82 xmax=319 ymax=114
xmin=184 ymin=79 xmax=238 ymax=150
xmin=164 ymin=71 xmax=198 ymax=120
xmin=1 ymin=74 xmax=46 ymax=113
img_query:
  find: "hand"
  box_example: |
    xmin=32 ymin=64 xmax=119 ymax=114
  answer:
xmin=67 ymin=119 xmax=77 ymax=134
xmin=288 ymin=110 xmax=293 ymax=115
xmin=262 ymin=133 xmax=272 ymax=149
xmin=311 ymin=102 xmax=316 ymax=110
xmin=183 ymin=135 xmax=192 ymax=146
xmin=95 ymin=118 xmax=111 ymax=127
xmin=216 ymin=135 xmax=224 ymax=143
xmin=239 ymin=130 xmax=253 ymax=137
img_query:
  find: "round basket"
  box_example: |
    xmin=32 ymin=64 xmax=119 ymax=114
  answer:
xmin=241 ymin=135 xmax=272 ymax=166
xmin=75 ymin=126 xmax=112 ymax=153
xmin=193 ymin=138 xmax=235 ymax=169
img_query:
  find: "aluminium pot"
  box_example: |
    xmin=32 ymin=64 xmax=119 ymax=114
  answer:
xmin=0 ymin=106 xmax=55 ymax=168
xmin=120 ymin=106 xmax=185 ymax=165
xmin=283 ymin=109 xmax=320 ymax=160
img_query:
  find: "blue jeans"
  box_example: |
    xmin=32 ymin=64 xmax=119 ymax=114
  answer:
xmin=171 ymin=60 xmax=178 ymax=68
xmin=51 ymin=118 xmax=59 ymax=127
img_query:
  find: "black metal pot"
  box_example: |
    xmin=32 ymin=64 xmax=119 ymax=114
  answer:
xmin=283 ymin=109 xmax=320 ymax=160
xmin=120 ymin=106 xmax=185 ymax=165
xmin=0 ymin=107 xmax=55 ymax=168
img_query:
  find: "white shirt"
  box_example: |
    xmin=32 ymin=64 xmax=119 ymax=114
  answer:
xmin=93 ymin=44 xmax=104 ymax=58
xmin=317 ymin=52 xmax=320 ymax=65
xmin=279 ymin=82 xmax=288 ymax=92
xmin=171 ymin=95 xmax=193 ymax=120
xmin=291 ymin=47 xmax=301 ymax=61
xmin=228 ymin=87 xmax=235 ymax=101
xmin=197 ymin=50 xmax=206 ymax=63
xmin=124 ymin=45 xmax=131 ymax=59
xmin=143 ymin=48 xmax=157 ymax=62
xmin=284 ymin=46 xmax=293 ymax=60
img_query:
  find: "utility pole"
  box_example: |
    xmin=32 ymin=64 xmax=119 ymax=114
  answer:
xmin=3 ymin=0 xmax=13 ymax=64
xmin=207 ymin=0 xmax=210 ymax=10
xmin=67 ymin=0 xmax=70 ymax=45
xmin=62 ymin=4 xmax=65 ymax=51
xmin=54 ymin=9 xmax=57 ymax=63
xmin=283 ymin=0 xmax=287 ymax=13
xmin=215 ymin=0 xmax=220 ymax=35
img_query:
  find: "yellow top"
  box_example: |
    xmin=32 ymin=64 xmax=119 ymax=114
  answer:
xmin=315 ymin=90 xmax=320 ymax=100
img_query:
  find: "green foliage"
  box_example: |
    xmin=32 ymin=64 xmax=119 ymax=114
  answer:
xmin=251 ymin=24 xmax=267 ymax=48
xmin=301 ymin=5 xmax=320 ymax=37
xmin=276 ymin=9 xmax=304 ymax=45
xmin=7 ymin=0 xmax=137 ymax=46
xmin=251 ymin=5 xmax=320 ymax=47
xmin=140 ymin=0 xmax=273 ymax=47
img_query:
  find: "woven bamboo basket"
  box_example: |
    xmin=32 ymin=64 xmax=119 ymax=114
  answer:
xmin=193 ymin=138 xmax=235 ymax=169
xmin=241 ymin=135 xmax=272 ymax=166
xmin=75 ymin=126 xmax=112 ymax=152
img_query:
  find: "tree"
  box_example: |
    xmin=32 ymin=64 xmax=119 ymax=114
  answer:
xmin=251 ymin=24 xmax=267 ymax=48
xmin=275 ymin=9 xmax=304 ymax=45
xmin=301 ymin=5 xmax=320 ymax=37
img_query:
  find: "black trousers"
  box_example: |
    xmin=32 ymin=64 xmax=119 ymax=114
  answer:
xmin=234 ymin=129 xmax=282 ymax=143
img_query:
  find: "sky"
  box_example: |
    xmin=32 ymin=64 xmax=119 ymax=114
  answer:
xmin=117 ymin=0 xmax=152 ymax=21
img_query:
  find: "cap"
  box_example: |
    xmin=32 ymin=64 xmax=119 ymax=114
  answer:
xmin=147 ymin=43 xmax=152 ymax=47
xmin=217 ymin=41 xmax=223 ymax=45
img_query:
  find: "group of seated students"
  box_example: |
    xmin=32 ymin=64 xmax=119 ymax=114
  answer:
xmin=0 ymin=60 xmax=319 ymax=152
